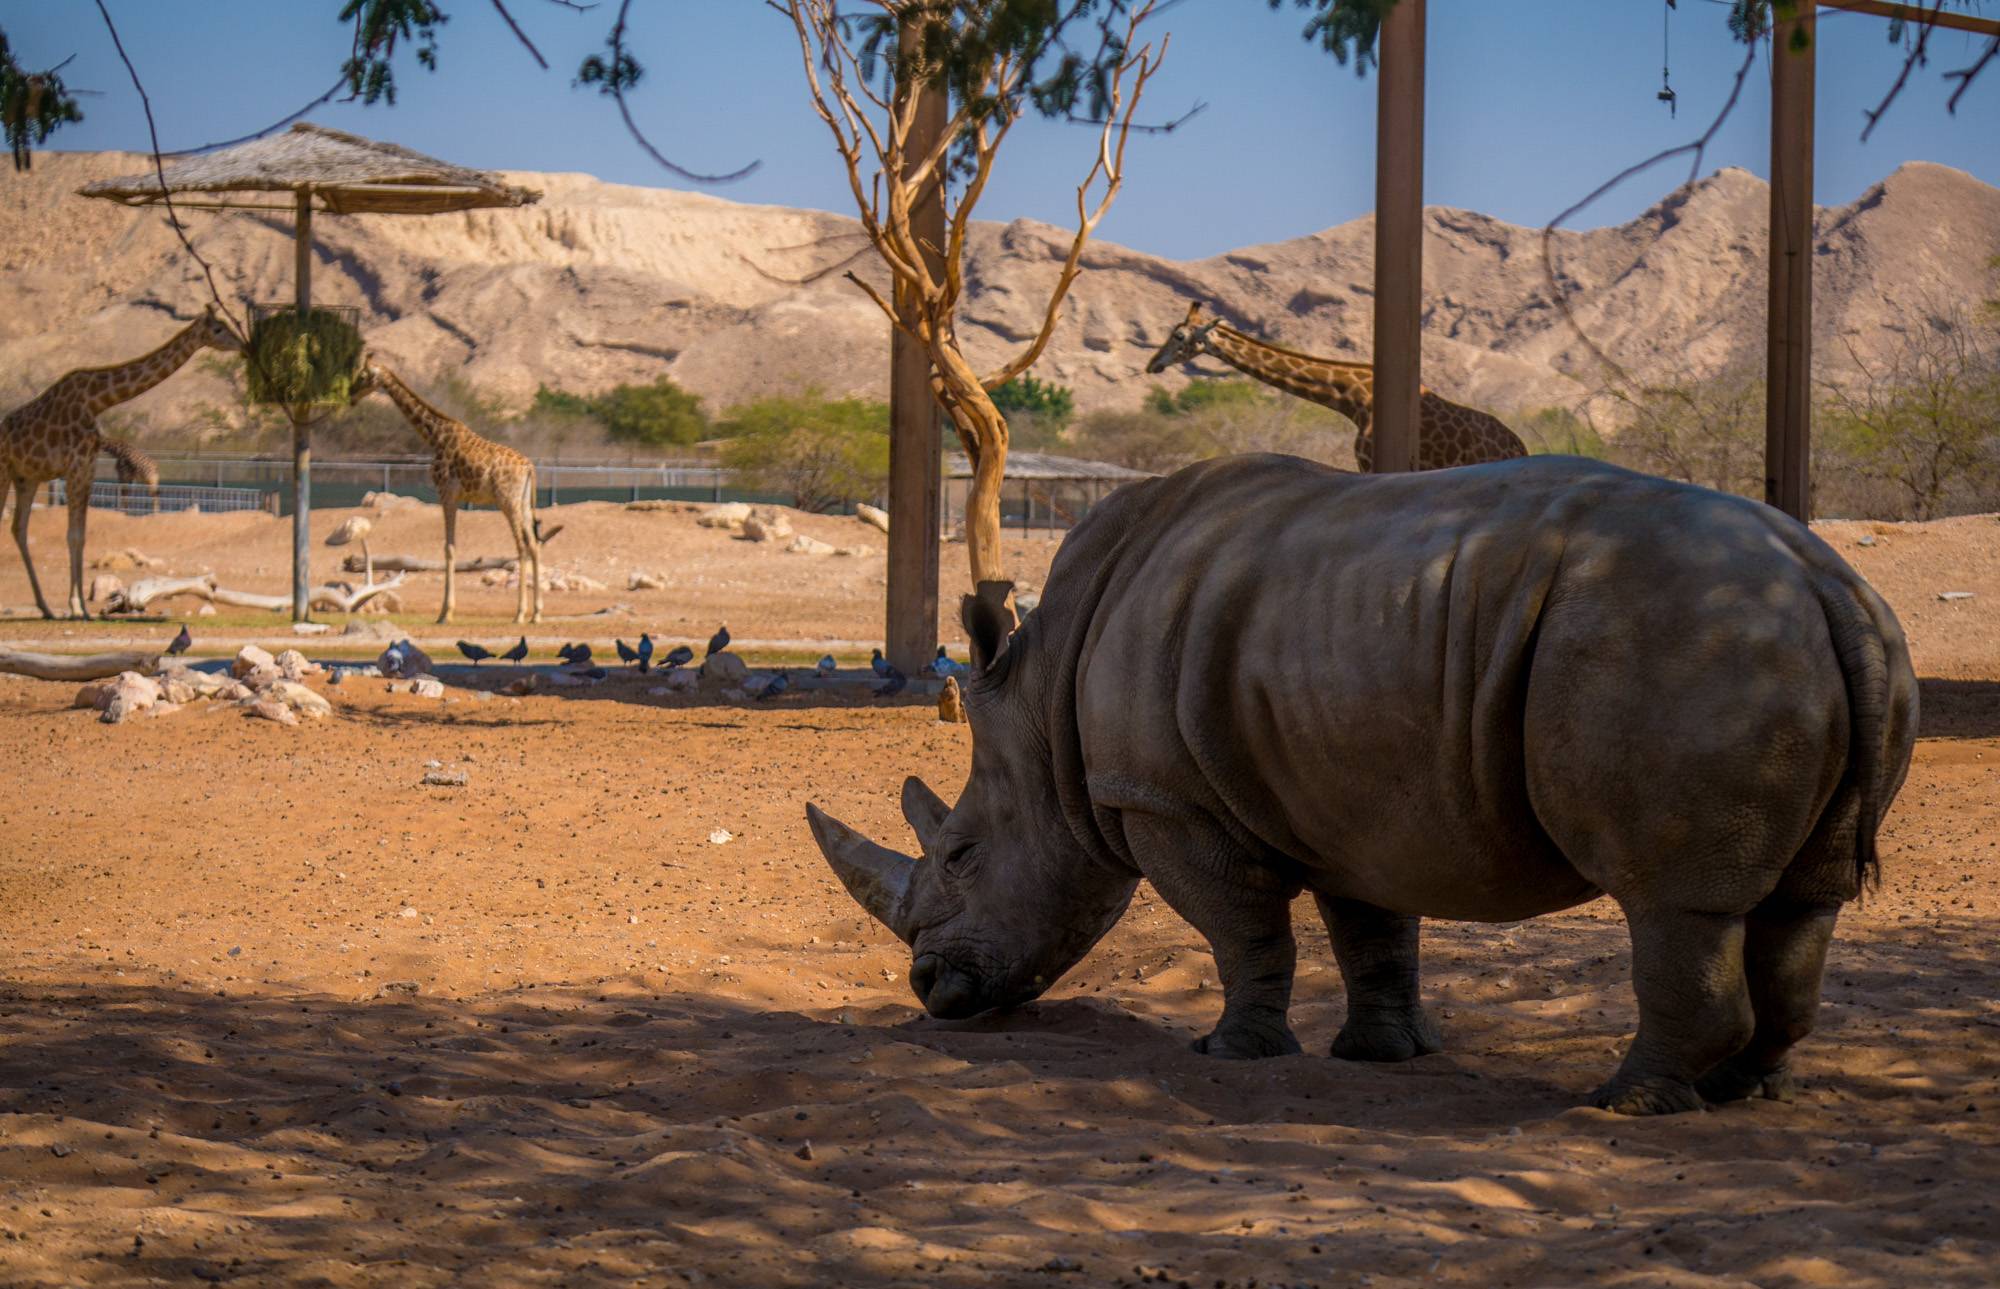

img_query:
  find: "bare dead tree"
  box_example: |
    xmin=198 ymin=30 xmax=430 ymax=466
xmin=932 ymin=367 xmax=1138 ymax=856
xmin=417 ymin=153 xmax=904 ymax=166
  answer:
xmin=781 ymin=0 xmax=1168 ymax=592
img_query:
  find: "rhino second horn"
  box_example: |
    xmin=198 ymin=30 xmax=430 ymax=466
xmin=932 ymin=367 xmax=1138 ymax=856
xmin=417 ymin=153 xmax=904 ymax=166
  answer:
xmin=805 ymin=803 xmax=917 ymax=944
xmin=901 ymin=775 xmax=949 ymax=855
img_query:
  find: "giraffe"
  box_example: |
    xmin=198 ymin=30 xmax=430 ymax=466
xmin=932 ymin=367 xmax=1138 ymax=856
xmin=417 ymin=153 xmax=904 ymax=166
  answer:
xmin=350 ymin=359 xmax=553 ymax=624
xmin=1144 ymin=301 xmax=1528 ymax=471
xmin=0 ymin=308 xmax=240 ymax=618
xmin=101 ymin=437 xmax=160 ymax=512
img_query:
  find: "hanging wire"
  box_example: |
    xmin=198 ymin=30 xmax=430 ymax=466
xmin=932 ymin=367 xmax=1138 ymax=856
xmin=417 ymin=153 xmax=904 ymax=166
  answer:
xmin=1659 ymin=0 xmax=1679 ymax=116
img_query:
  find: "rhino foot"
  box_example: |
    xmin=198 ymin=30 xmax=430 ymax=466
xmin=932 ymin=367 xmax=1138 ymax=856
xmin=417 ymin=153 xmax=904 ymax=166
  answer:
xmin=1191 ymin=1022 xmax=1302 ymax=1060
xmin=1589 ymin=1074 xmax=1707 ymax=1117
xmin=1696 ymin=1057 xmax=1798 ymax=1105
xmin=1331 ymin=1006 xmax=1443 ymax=1063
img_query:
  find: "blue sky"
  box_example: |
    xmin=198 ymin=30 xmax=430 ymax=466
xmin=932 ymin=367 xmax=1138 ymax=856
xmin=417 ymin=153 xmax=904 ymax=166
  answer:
xmin=11 ymin=1 xmax=1997 ymax=260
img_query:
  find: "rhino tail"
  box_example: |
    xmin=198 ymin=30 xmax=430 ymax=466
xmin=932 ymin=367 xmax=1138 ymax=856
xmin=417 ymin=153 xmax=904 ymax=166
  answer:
xmin=1814 ymin=575 xmax=1891 ymax=895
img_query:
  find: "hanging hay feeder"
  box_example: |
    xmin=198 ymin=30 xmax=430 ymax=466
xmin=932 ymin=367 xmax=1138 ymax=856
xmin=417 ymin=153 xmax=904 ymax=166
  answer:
xmin=245 ymin=302 xmax=363 ymax=406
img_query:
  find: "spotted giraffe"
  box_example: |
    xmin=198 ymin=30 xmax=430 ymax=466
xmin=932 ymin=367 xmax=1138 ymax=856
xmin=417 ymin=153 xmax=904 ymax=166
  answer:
xmin=0 ymin=308 xmax=240 ymax=618
xmin=350 ymin=359 xmax=554 ymax=624
xmin=101 ymin=437 xmax=160 ymax=512
xmin=1145 ymin=301 xmax=1528 ymax=471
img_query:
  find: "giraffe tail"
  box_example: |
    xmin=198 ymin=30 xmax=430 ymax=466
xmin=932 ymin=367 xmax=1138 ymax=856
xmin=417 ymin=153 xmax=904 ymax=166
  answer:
xmin=533 ymin=517 xmax=564 ymax=546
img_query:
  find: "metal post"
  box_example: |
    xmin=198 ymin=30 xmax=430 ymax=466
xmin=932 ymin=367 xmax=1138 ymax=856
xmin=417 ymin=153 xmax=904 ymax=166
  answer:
xmin=291 ymin=187 xmax=313 ymax=620
xmin=1766 ymin=7 xmax=1815 ymax=520
xmin=886 ymin=18 xmax=945 ymax=672
xmin=1371 ymin=0 xmax=1426 ymax=475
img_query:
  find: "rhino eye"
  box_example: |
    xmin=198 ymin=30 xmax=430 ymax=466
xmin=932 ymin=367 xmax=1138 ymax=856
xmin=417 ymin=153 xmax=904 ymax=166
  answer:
xmin=942 ymin=841 xmax=980 ymax=876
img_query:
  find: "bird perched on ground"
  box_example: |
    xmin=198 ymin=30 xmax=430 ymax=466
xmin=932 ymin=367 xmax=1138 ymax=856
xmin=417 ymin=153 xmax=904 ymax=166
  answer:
xmin=706 ymin=624 xmax=730 ymax=657
xmin=815 ymin=654 xmax=837 ymax=678
xmin=871 ymin=648 xmax=892 ymax=678
xmin=559 ymin=642 xmax=593 ymax=666
xmin=457 ymin=640 xmax=494 ymax=665
xmin=931 ymin=646 xmax=970 ymax=682
xmin=756 ymin=669 xmax=790 ymax=701
xmin=615 ymin=638 xmax=640 ymax=667
xmin=166 ymin=625 xmax=191 ymax=656
xmin=637 ymin=633 xmax=653 ymax=673
xmin=501 ymin=637 xmax=529 ymax=664
xmin=578 ymin=665 xmax=607 ymax=680
xmin=874 ymin=663 xmax=907 ymax=697
xmin=661 ymin=644 xmax=694 ymax=670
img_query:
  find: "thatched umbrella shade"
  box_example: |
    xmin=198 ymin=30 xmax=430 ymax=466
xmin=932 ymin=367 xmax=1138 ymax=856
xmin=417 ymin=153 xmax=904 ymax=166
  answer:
xmin=78 ymin=123 xmax=540 ymax=620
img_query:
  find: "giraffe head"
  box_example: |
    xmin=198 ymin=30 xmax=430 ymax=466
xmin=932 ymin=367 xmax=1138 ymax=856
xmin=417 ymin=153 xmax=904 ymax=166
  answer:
xmin=347 ymin=356 xmax=383 ymax=405
xmin=1144 ymin=302 xmax=1221 ymax=374
xmin=194 ymin=306 xmax=244 ymax=355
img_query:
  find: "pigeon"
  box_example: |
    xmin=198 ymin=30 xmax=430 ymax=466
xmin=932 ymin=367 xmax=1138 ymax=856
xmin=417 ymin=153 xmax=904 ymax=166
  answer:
xmin=756 ymin=669 xmax=790 ymax=701
xmin=457 ymin=640 xmax=494 ymax=665
xmin=932 ymin=647 xmax=970 ymax=682
xmin=871 ymin=648 xmax=892 ymax=678
xmin=661 ymin=644 xmax=695 ymax=670
xmin=615 ymin=638 xmax=640 ymax=667
xmin=706 ymin=624 xmax=730 ymax=658
xmin=559 ymin=642 xmax=593 ymax=666
xmin=815 ymin=654 xmax=837 ymax=678
xmin=578 ymin=665 xmax=607 ymax=680
xmin=874 ymin=664 xmax=907 ymax=697
xmin=500 ymin=636 xmax=529 ymax=664
xmin=165 ymin=624 xmax=192 ymax=656
xmin=637 ymin=633 xmax=654 ymax=673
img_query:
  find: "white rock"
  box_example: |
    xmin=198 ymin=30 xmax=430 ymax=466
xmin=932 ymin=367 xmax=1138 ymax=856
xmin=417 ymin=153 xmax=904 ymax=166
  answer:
xmin=409 ymin=675 xmax=446 ymax=699
xmin=628 ymin=570 xmax=666 ymax=590
xmin=244 ymin=698 xmax=299 ymax=726
xmin=231 ymin=645 xmax=276 ymax=679
xmin=267 ymin=680 xmax=333 ymax=718
xmin=855 ymin=503 xmax=890 ymax=534
xmin=708 ymin=829 xmax=734 ymax=845
xmin=786 ymin=534 xmax=838 ymax=557
xmin=742 ymin=511 xmax=794 ymax=543
xmin=697 ymin=502 xmax=752 ymax=529
xmin=196 ymin=603 xmax=217 ymax=617
xmin=274 ymin=649 xmax=322 ymax=681
xmin=1938 ymin=591 xmax=1975 ymax=602
xmin=87 ymin=573 xmax=124 ymax=603
xmin=100 ymin=672 xmax=163 ymax=724
xmin=291 ymin=621 xmax=332 ymax=635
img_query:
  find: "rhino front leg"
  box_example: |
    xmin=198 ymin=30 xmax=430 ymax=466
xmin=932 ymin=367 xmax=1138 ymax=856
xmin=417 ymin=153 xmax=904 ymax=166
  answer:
xmin=1122 ymin=812 xmax=1302 ymax=1059
xmin=1593 ymin=906 xmax=1755 ymax=1116
xmin=1316 ymin=895 xmax=1443 ymax=1062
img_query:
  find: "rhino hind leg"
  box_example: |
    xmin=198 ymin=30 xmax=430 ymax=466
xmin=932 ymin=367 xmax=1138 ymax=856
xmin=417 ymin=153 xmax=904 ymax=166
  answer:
xmin=1592 ymin=907 xmax=1756 ymax=1116
xmin=1695 ymin=901 xmax=1839 ymax=1105
xmin=1124 ymin=813 xmax=1303 ymax=1059
xmin=1317 ymin=894 xmax=1443 ymax=1062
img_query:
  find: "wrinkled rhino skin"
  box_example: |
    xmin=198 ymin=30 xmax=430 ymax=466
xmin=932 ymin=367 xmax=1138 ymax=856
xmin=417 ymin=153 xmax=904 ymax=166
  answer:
xmin=808 ymin=455 xmax=1919 ymax=1115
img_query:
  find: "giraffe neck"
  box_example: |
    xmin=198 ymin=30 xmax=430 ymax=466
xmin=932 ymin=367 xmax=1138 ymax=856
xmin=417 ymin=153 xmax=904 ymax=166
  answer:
xmin=372 ymin=367 xmax=468 ymax=454
xmin=1201 ymin=326 xmax=1376 ymax=427
xmin=72 ymin=319 xmax=214 ymax=417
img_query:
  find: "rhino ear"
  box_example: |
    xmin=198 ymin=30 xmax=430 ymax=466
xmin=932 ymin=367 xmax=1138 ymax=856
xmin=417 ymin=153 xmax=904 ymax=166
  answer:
xmin=961 ymin=579 xmax=1017 ymax=674
xmin=900 ymin=775 xmax=949 ymax=855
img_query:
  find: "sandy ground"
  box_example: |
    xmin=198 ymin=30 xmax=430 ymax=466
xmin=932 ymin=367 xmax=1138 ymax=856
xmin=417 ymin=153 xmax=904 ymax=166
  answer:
xmin=0 ymin=500 xmax=1995 ymax=1287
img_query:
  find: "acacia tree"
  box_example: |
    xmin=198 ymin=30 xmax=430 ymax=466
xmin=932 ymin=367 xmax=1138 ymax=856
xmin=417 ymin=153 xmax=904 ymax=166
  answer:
xmin=782 ymin=0 xmax=1168 ymax=592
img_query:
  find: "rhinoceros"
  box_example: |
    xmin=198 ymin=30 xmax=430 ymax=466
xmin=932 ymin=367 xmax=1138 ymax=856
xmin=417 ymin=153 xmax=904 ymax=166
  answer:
xmin=808 ymin=455 xmax=1917 ymax=1115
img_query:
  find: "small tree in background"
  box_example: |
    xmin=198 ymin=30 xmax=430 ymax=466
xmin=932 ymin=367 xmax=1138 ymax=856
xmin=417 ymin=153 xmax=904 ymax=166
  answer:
xmin=0 ymin=29 xmax=84 ymax=170
xmin=1611 ymin=366 xmax=1767 ymax=499
xmin=991 ymin=374 xmax=1076 ymax=453
xmin=1145 ymin=378 xmax=1266 ymax=418
xmin=1516 ymin=405 xmax=1609 ymax=458
xmin=719 ymin=391 xmax=890 ymax=513
xmin=531 ymin=376 xmax=709 ymax=449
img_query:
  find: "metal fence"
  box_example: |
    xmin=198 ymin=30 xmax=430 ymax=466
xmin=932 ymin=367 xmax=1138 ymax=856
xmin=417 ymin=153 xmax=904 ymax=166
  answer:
xmin=46 ymin=479 xmax=275 ymax=515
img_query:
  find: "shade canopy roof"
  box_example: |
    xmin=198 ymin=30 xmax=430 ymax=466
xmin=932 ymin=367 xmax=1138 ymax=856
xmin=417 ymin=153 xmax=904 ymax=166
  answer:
xmin=78 ymin=122 xmax=540 ymax=216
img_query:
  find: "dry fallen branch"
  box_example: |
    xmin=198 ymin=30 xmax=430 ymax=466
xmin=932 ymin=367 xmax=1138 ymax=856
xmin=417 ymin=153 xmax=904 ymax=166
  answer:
xmin=104 ymin=573 xmax=406 ymax=615
xmin=341 ymin=553 xmax=515 ymax=575
xmin=0 ymin=648 xmax=162 ymax=682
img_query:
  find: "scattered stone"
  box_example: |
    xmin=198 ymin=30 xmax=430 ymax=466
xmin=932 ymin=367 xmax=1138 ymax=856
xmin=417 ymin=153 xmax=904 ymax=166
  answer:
xmin=244 ymin=698 xmax=299 ymax=727
xmin=274 ymin=649 xmax=322 ymax=681
xmin=231 ymin=644 xmax=276 ymax=679
xmin=421 ymin=767 xmax=468 ymax=787
xmin=158 ymin=670 xmax=197 ymax=706
xmin=73 ymin=680 xmax=115 ymax=710
xmin=291 ymin=621 xmax=332 ymax=635
xmin=148 ymin=701 xmax=182 ymax=719
xmin=87 ymin=573 xmax=125 ymax=603
xmin=786 ymin=534 xmax=838 ymax=557
xmin=939 ymin=675 xmax=968 ymax=724
xmin=542 ymin=569 xmax=606 ymax=593
xmin=834 ymin=545 xmax=874 ymax=557
xmin=708 ymin=829 xmax=734 ymax=845
xmin=795 ymin=1142 xmax=814 ymax=1161
xmin=359 ymin=490 xmax=425 ymax=510
xmin=1040 ymin=1256 xmax=1082 ymax=1274
xmin=624 ymin=499 xmax=681 ymax=512
xmin=855 ymin=503 xmax=890 ymax=534
xmin=1856 ymin=533 xmax=1877 ymax=547
xmin=239 ymin=663 xmax=283 ymax=691
xmin=661 ymin=669 xmax=698 ymax=694
xmin=700 ymin=651 xmax=749 ymax=685
xmin=409 ymin=675 xmax=447 ymax=699
xmin=697 ymin=502 xmax=752 ymax=529
xmin=742 ymin=511 xmax=794 ymax=543
xmin=100 ymin=672 xmax=162 ymax=724
xmin=1939 ymin=591 xmax=1975 ymax=602
xmin=266 ymin=681 xmax=333 ymax=718
xmin=480 ymin=568 xmax=510 ymax=587
xmin=628 ymin=569 xmax=666 ymax=590
xmin=196 ymin=603 xmax=217 ymax=617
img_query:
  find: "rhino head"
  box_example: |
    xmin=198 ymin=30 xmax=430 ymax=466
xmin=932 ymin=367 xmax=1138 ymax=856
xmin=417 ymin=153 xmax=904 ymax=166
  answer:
xmin=806 ymin=581 xmax=1138 ymax=1019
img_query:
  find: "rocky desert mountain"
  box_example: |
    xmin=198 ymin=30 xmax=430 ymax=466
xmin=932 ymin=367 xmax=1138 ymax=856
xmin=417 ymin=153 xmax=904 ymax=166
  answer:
xmin=1 ymin=150 xmax=1995 ymax=441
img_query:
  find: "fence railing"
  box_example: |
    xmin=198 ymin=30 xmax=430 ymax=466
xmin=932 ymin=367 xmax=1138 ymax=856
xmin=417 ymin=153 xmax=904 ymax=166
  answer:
xmin=46 ymin=480 xmax=276 ymax=515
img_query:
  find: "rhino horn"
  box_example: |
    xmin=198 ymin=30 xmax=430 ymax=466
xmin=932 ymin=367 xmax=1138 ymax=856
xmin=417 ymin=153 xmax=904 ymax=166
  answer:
xmin=805 ymin=803 xmax=917 ymax=943
xmin=900 ymin=775 xmax=949 ymax=855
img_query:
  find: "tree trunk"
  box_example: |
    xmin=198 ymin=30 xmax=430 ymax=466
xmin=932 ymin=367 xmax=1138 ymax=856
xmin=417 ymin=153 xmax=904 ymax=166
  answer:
xmin=931 ymin=340 xmax=1013 ymax=598
xmin=0 ymin=648 xmax=161 ymax=681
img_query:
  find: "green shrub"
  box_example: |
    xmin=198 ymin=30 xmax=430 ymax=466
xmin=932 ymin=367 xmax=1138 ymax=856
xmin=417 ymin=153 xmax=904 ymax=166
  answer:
xmin=1145 ymin=379 xmax=1266 ymax=417
xmin=717 ymin=391 xmax=890 ymax=512
xmin=991 ymin=374 xmax=1075 ymax=427
xmin=245 ymin=309 xmax=363 ymax=406
xmin=531 ymin=377 xmax=708 ymax=447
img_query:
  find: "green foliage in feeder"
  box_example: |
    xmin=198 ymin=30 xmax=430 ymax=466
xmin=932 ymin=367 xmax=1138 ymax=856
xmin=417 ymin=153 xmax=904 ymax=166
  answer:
xmin=245 ymin=308 xmax=363 ymax=406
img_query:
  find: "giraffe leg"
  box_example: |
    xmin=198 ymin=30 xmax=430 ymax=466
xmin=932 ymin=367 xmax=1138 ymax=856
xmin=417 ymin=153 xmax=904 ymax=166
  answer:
xmin=526 ymin=500 xmax=543 ymax=625
xmin=439 ymin=501 xmax=458 ymax=625
xmin=507 ymin=506 xmax=531 ymax=625
xmin=11 ymin=478 xmax=55 ymax=620
xmin=64 ymin=469 xmax=91 ymax=619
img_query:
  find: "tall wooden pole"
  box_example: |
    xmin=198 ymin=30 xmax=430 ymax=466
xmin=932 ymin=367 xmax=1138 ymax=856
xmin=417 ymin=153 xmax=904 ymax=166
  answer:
xmin=1371 ymin=0 xmax=1425 ymax=475
xmin=291 ymin=187 xmax=313 ymax=621
xmin=1765 ymin=9 xmax=1815 ymax=520
xmin=886 ymin=21 xmax=945 ymax=673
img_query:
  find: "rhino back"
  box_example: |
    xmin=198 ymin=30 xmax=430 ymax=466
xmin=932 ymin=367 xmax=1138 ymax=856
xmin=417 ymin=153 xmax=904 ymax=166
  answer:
xmin=1064 ymin=454 xmax=1881 ymax=920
